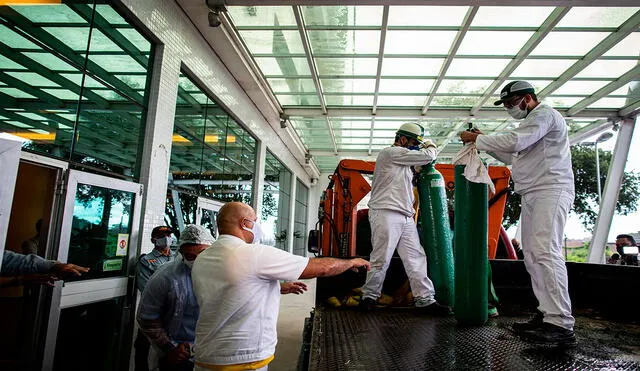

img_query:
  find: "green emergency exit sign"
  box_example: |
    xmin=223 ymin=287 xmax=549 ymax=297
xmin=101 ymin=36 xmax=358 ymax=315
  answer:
xmin=103 ymin=259 xmax=123 ymax=272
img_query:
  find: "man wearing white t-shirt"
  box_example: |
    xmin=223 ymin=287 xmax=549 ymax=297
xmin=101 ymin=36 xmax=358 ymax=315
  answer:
xmin=192 ymin=202 xmax=370 ymax=370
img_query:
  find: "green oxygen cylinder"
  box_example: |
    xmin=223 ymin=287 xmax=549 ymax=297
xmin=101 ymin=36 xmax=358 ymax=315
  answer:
xmin=454 ymin=165 xmax=488 ymax=325
xmin=417 ymin=163 xmax=455 ymax=306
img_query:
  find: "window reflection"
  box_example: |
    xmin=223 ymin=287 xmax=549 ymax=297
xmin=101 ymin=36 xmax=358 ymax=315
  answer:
xmin=294 ymin=180 xmax=309 ymax=256
xmin=0 ymin=2 xmax=154 ymax=179
xmin=262 ymin=151 xmax=291 ymax=249
xmin=168 ymin=71 xmax=257 ymax=234
xmin=67 ymin=184 xmax=134 ymax=280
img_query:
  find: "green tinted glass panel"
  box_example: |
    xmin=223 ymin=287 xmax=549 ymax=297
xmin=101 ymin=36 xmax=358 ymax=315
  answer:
xmin=67 ymin=183 xmax=134 ymax=280
xmin=308 ymin=30 xmax=380 ymax=55
xmin=302 ymin=6 xmax=383 ymax=26
xmin=239 ymin=30 xmax=305 ymax=55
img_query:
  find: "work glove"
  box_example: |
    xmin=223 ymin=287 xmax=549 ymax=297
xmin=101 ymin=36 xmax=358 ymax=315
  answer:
xmin=420 ymin=139 xmax=436 ymax=149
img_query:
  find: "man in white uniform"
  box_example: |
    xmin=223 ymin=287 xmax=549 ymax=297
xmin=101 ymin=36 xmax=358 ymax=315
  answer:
xmin=360 ymin=122 xmax=451 ymax=316
xmin=192 ymin=202 xmax=370 ymax=370
xmin=460 ymin=81 xmax=576 ymax=347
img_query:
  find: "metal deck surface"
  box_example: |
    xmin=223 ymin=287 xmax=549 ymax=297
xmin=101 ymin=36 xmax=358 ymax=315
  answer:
xmin=307 ymin=306 xmax=640 ymax=371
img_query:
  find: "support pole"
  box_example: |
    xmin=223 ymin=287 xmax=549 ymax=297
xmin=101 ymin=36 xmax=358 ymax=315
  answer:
xmin=454 ymin=165 xmax=488 ymax=325
xmin=588 ymin=118 xmax=636 ymax=263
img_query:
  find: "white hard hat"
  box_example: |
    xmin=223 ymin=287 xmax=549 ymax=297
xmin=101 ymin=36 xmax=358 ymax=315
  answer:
xmin=179 ymin=224 xmax=215 ymax=247
xmin=397 ymin=123 xmax=424 ymax=141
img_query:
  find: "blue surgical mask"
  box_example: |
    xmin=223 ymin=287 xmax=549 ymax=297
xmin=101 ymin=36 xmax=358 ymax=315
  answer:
xmin=242 ymin=218 xmax=263 ymax=244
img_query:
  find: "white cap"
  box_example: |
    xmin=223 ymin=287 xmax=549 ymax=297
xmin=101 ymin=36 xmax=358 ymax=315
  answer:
xmin=179 ymin=224 xmax=215 ymax=247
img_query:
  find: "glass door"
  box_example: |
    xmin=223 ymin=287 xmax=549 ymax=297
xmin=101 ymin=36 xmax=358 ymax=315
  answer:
xmin=42 ymin=170 xmax=142 ymax=371
xmin=196 ymin=197 xmax=223 ymax=239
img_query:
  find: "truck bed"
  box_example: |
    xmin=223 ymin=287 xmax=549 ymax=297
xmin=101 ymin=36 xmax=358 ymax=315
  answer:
xmin=306 ymin=306 xmax=640 ymax=370
xmin=301 ymin=259 xmax=640 ymax=370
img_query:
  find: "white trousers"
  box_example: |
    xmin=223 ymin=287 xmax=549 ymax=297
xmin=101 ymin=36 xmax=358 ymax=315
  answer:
xmin=362 ymin=209 xmax=435 ymax=303
xmin=521 ymin=189 xmax=575 ymax=330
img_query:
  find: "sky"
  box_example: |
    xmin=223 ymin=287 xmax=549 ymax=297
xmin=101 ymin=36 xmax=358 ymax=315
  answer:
xmin=507 ymin=117 xmax=640 ymax=242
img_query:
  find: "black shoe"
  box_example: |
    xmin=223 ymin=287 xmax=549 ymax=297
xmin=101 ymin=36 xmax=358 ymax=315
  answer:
xmin=520 ymin=322 xmax=577 ymax=347
xmin=416 ymin=302 xmax=453 ymax=316
xmin=358 ymin=297 xmax=377 ymax=312
xmin=512 ymin=311 xmax=544 ymax=334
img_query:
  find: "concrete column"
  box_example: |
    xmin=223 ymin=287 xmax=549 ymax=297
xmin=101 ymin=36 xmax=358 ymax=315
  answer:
xmin=588 ymin=118 xmax=636 ymax=263
xmin=137 ymin=45 xmax=181 ymax=255
xmin=287 ymin=174 xmax=297 ymax=254
xmin=252 ymin=140 xmax=266 ymax=216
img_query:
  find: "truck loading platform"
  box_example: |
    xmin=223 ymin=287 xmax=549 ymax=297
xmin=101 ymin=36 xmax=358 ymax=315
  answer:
xmin=306 ymin=306 xmax=640 ymax=370
xmin=301 ymin=260 xmax=640 ymax=371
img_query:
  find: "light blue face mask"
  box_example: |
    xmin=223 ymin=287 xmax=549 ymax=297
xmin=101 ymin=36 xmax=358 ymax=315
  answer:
xmin=242 ymin=218 xmax=263 ymax=244
xmin=155 ymin=235 xmax=177 ymax=248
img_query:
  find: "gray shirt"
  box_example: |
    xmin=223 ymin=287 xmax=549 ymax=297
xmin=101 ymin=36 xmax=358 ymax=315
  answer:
xmin=2 ymin=250 xmax=55 ymax=275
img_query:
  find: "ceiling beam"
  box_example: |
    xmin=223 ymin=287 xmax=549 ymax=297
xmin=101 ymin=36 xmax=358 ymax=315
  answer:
xmin=371 ymin=6 xmax=390 ymax=115
xmin=284 ymin=107 xmax=620 ymax=119
xmin=567 ymin=64 xmax=640 ymax=116
xmin=0 ymin=71 xmax=64 ymax=107
xmin=226 ymin=0 xmax=639 ymax=5
xmin=619 ymin=98 xmax=640 ymax=117
xmin=568 ymin=118 xmax=613 ymax=145
xmin=538 ymin=10 xmax=640 ymax=99
xmin=470 ymin=6 xmax=570 ymax=115
xmin=422 ymin=6 xmax=477 ymax=114
xmin=293 ymin=6 xmax=327 ymax=115
xmin=292 ymin=6 xmax=336 ymax=154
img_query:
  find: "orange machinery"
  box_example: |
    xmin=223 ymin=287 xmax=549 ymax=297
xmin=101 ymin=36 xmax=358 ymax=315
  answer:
xmin=317 ymin=159 xmax=511 ymax=258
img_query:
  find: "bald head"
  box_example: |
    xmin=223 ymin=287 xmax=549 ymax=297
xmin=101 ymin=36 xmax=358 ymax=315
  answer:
xmin=218 ymin=202 xmax=256 ymax=239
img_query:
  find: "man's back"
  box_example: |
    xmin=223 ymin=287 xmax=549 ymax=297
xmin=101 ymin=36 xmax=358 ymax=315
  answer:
xmin=192 ymin=235 xmax=308 ymax=366
xmin=368 ymin=146 xmax=436 ymax=216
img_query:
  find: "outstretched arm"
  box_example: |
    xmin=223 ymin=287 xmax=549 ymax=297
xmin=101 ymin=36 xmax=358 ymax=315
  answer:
xmin=298 ymin=257 xmax=370 ymax=279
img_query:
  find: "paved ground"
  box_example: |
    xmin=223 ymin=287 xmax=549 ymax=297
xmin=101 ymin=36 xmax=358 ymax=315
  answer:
xmin=270 ymin=279 xmax=317 ymax=371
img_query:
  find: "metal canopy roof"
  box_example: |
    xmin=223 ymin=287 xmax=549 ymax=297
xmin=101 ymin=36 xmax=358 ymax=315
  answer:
xmin=218 ymin=3 xmax=639 ymax=172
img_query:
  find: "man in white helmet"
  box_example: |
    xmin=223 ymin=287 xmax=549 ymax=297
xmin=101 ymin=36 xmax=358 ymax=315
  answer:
xmin=360 ymin=122 xmax=451 ymax=315
xmin=460 ymin=80 xmax=576 ymax=347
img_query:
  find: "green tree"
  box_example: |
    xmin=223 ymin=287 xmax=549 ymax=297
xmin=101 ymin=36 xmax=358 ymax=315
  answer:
xmin=502 ymin=146 xmax=640 ymax=230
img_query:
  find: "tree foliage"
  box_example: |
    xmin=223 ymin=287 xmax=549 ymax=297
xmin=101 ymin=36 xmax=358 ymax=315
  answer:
xmin=501 ymin=146 xmax=640 ymax=230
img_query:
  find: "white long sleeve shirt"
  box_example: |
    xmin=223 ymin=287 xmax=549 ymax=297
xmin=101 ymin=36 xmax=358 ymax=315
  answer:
xmin=475 ymin=104 xmax=574 ymax=195
xmin=368 ymin=145 xmax=438 ymax=216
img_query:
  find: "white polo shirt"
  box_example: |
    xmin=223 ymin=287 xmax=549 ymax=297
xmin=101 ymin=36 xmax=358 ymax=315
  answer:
xmin=192 ymin=234 xmax=309 ymax=366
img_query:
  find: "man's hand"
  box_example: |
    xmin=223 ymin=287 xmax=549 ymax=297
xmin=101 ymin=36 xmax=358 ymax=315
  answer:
xmin=420 ymin=139 xmax=436 ymax=149
xmin=281 ymin=281 xmax=308 ymax=295
xmin=50 ymin=263 xmax=89 ymax=278
xmin=167 ymin=343 xmax=190 ymax=363
xmin=350 ymin=258 xmax=371 ymax=272
xmin=460 ymin=131 xmax=480 ymax=143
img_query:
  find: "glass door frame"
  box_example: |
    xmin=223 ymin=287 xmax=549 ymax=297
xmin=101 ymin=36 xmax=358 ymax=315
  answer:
xmin=42 ymin=170 xmax=143 ymax=370
xmin=196 ymin=197 xmax=223 ymax=238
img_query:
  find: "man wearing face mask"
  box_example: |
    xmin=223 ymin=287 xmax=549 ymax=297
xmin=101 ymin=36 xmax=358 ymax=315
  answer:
xmin=135 ymin=226 xmax=178 ymax=371
xmin=460 ymin=81 xmax=576 ymax=347
xmin=359 ymin=122 xmax=452 ymax=315
xmin=192 ymin=202 xmax=370 ymax=370
xmin=138 ymin=224 xmax=214 ymax=371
